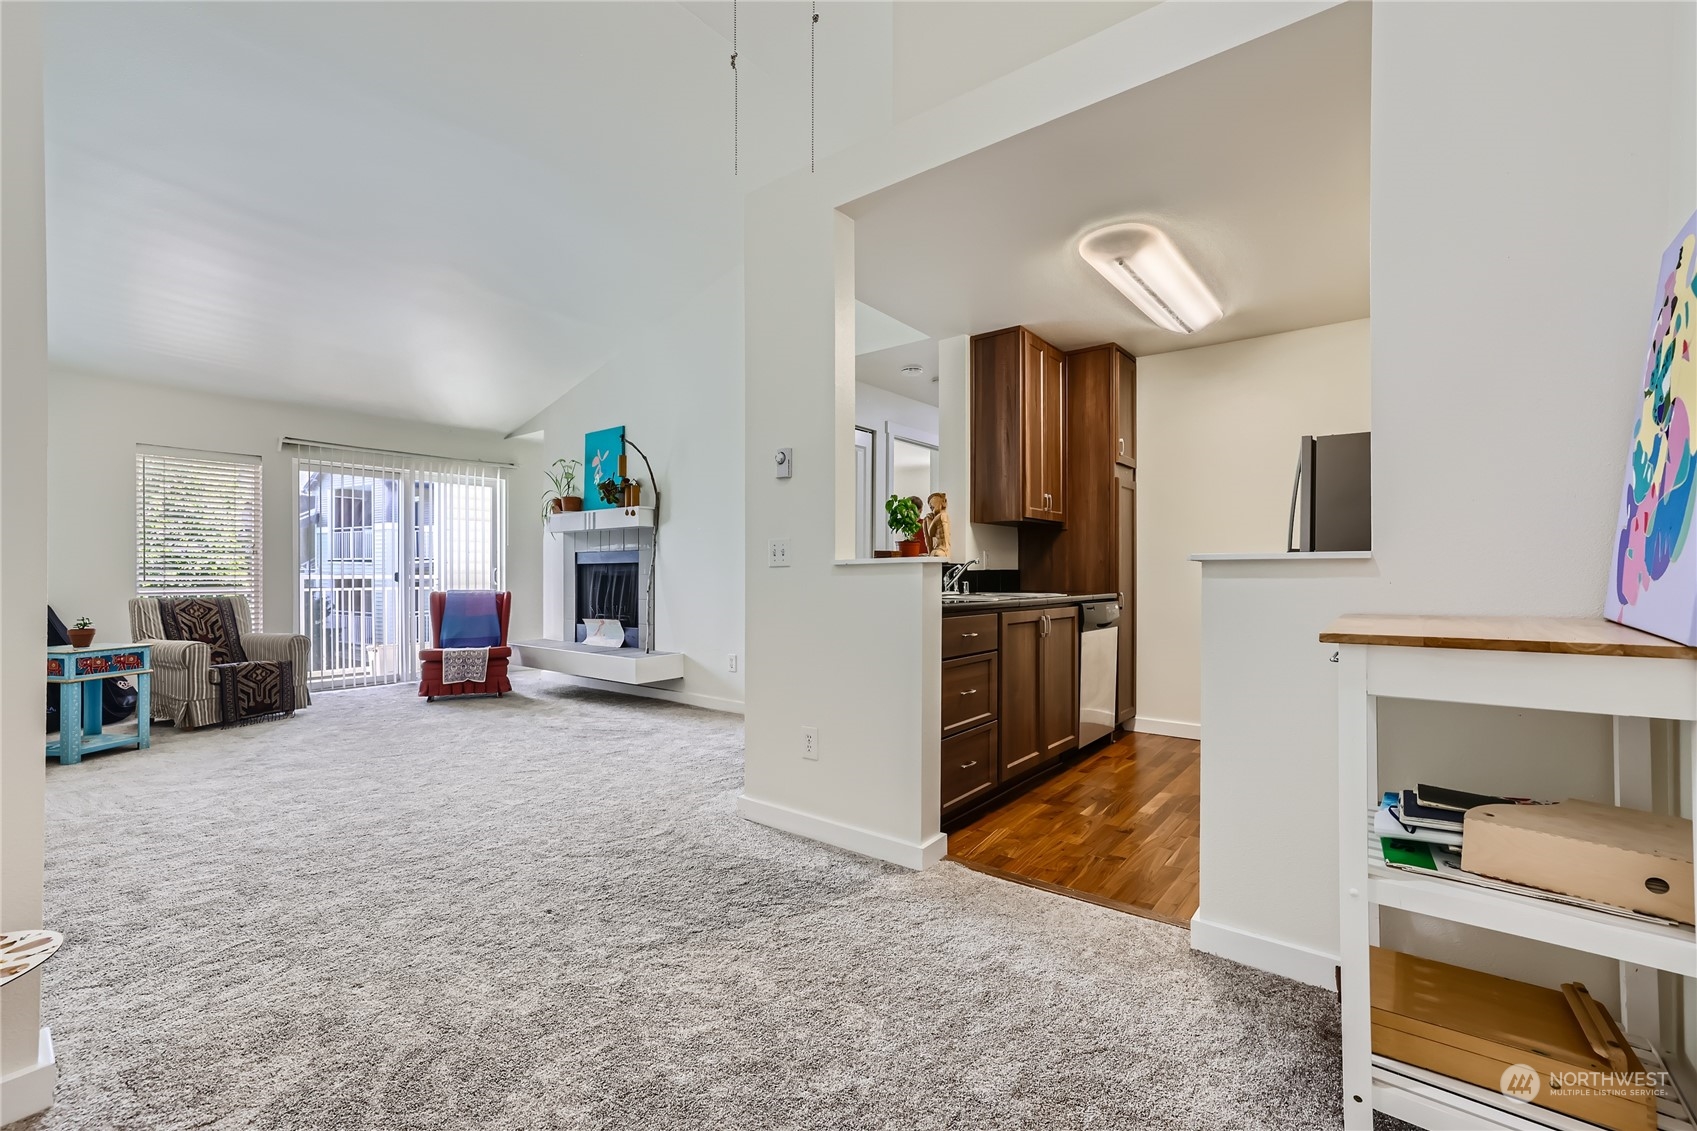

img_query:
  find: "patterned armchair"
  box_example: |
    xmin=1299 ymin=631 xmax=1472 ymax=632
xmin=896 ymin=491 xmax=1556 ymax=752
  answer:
xmin=129 ymin=595 xmax=310 ymax=729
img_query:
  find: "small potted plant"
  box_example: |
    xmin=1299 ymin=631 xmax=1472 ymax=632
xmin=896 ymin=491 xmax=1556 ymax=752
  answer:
xmin=68 ymin=617 xmax=96 ymax=648
xmin=542 ymin=458 xmax=584 ymax=523
xmin=885 ymin=495 xmax=927 ymax=557
xmin=598 ymin=476 xmax=641 ymax=508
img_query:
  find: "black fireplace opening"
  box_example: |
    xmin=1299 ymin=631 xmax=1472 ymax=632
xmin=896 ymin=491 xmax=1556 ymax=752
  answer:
xmin=575 ymin=550 xmax=640 ymax=647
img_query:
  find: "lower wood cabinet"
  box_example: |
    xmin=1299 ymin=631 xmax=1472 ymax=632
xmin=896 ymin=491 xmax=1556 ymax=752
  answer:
xmin=942 ymin=653 xmax=997 ymax=737
xmin=941 ymin=722 xmax=998 ymax=813
xmin=997 ymin=605 xmax=1080 ymax=783
xmin=941 ymin=603 xmax=1080 ymax=822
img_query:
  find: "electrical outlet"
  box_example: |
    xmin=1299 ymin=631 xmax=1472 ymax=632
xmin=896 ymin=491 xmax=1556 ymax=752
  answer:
xmin=727 ymin=653 xmax=739 ymax=673
xmin=801 ymin=726 xmax=818 ymax=761
xmin=768 ymin=539 xmax=790 ymax=568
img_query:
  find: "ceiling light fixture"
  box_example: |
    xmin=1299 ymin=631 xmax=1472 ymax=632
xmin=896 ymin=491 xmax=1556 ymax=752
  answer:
xmin=1077 ymin=223 xmax=1222 ymax=335
xmin=900 ymin=364 xmax=925 ymax=376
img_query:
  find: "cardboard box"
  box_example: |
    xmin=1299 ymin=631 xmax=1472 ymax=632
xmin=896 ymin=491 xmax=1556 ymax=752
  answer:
xmin=1462 ymin=799 xmax=1693 ymax=925
xmin=1371 ymin=947 xmax=1656 ymax=1131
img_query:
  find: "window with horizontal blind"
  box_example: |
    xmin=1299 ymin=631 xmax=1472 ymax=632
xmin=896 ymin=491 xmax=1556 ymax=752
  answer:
xmin=135 ymin=447 xmax=264 ymax=627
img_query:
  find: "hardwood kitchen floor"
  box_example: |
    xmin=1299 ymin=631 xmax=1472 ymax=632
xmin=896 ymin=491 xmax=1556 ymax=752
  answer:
xmin=947 ymin=731 xmax=1200 ymax=927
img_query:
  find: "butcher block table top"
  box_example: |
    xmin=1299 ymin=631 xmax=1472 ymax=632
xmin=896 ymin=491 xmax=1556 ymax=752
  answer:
xmin=1319 ymin=614 xmax=1697 ymax=660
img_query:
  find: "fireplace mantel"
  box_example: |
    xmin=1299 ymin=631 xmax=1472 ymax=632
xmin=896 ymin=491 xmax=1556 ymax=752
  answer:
xmin=546 ymin=507 xmax=654 ymax=534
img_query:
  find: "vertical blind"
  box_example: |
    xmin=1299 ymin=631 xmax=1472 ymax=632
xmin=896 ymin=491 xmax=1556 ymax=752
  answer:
xmin=135 ymin=447 xmax=265 ymax=627
xmin=287 ymin=441 xmax=507 ymax=691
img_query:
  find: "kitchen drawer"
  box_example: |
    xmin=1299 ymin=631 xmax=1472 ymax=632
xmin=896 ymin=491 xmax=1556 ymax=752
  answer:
xmin=942 ymin=653 xmax=998 ymax=737
xmin=942 ymin=613 xmax=998 ymax=659
xmin=942 ymin=722 xmax=998 ymax=814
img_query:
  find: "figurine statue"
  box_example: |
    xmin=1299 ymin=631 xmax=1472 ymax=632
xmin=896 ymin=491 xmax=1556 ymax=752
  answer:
xmin=923 ymin=492 xmax=952 ymax=559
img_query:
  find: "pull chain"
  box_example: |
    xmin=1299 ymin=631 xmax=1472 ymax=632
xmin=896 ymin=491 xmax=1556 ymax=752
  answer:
xmin=810 ymin=2 xmax=818 ymax=173
xmin=730 ymin=0 xmax=739 ymax=176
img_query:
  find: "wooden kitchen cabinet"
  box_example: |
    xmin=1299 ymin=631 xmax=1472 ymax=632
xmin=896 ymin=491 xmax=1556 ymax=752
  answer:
xmin=996 ymin=605 xmax=1079 ymax=783
xmin=1019 ymin=343 xmax=1134 ymax=598
xmin=1039 ymin=605 xmax=1080 ymax=759
xmin=1117 ymin=360 xmax=1136 ymax=469
xmin=971 ymin=326 xmax=1066 ymax=525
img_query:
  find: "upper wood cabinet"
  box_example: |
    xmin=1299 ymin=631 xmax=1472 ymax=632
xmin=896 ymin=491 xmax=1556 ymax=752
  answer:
xmin=1117 ymin=357 xmax=1136 ymax=469
xmin=971 ymin=327 xmax=1066 ymax=525
xmin=1019 ymin=343 xmax=1135 ymax=596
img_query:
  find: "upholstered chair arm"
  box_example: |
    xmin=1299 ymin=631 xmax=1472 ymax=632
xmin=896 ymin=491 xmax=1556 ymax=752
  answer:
xmin=240 ymin=632 xmax=309 ymax=668
xmin=141 ymin=638 xmax=212 ymax=673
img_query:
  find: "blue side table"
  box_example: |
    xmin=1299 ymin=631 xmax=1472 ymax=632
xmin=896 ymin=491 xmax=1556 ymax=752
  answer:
xmin=47 ymin=644 xmax=152 ymax=765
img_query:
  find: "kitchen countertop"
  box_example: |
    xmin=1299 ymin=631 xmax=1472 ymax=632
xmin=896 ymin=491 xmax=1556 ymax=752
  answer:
xmin=942 ymin=591 xmax=1118 ymax=613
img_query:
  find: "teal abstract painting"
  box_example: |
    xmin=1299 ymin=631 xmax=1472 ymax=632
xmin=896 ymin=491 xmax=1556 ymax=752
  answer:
xmin=585 ymin=426 xmax=625 ymax=511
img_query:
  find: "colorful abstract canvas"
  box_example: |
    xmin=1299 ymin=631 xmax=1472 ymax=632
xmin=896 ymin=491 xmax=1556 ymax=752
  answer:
xmin=1607 ymin=211 xmax=1697 ymax=642
xmin=584 ymin=425 xmax=625 ymax=511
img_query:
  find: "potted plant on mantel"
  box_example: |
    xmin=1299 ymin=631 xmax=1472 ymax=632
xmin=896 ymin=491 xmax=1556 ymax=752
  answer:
xmin=67 ymin=617 xmax=96 ymax=648
xmin=885 ymin=494 xmax=927 ymax=557
xmin=542 ymin=458 xmax=583 ymax=524
xmin=598 ymin=475 xmax=641 ymax=508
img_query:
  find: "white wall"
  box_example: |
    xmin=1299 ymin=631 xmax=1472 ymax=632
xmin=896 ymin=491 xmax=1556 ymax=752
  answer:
xmin=524 ymin=271 xmax=745 ymax=712
xmin=1 ymin=5 xmax=54 ymax=1121
xmin=740 ymin=3 xmax=1345 ymax=868
xmin=1192 ymin=0 xmax=1697 ymax=1024
xmin=853 ymin=382 xmax=937 ymax=436
xmin=891 ymin=1 xmax=1155 ymax=121
xmin=46 ymin=368 xmax=543 ymax=650
xmin=1137 ymin=319 xmax=1369 ymax=735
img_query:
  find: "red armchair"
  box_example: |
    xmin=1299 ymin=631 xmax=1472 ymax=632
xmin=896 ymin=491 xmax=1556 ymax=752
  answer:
xmin=419 ymin=591 xmax=513 ymax=699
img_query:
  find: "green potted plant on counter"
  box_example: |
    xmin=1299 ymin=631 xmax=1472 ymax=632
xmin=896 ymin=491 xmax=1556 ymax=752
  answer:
xmin=68 ymin=617 xmax=96 ymax=648
xmin=542 ymin=458 xmax=584 ymax=524
xmin=885 ymin=494 xmax=926 ymax=557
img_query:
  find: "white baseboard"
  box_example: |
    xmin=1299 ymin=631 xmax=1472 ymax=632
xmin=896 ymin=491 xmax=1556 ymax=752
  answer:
xmin=520 ymin=668 xmax=744 ymax=714
xmin=1134 ymin=716 xmax=1201 ymax=741
xmin=736 ymin=793 xmax=947 ymax=870
xmin=1189 ymin=912 xmax=1337 ymax=990
xmin=0 ymin=1028 xmax=56 ymax=1125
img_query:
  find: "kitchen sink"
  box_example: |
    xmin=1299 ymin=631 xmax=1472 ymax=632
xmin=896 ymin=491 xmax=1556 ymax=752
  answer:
xmin=941 ymin=591 xmax=1069 ymax=604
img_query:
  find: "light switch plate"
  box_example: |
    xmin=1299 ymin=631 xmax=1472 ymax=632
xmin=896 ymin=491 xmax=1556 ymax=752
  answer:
xmin=768 ymin=539 xmax=790 ymax=568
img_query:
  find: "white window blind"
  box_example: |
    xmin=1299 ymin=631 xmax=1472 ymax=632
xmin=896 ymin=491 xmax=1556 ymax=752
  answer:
xmin=135 ymin=447 xmax=264 ymax=626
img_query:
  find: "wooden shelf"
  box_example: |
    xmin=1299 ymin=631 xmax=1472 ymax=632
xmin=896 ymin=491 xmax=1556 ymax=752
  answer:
xmin=1321 ymin=613 xmax=1697 ymax=659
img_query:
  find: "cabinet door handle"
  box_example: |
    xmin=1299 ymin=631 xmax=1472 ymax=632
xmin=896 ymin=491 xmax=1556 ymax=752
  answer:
xmin=959 ymin=760 xmax=978 ymax=769
xmin=959 ymin=688 xmax=978 ymax=696
xmin=959 ymin=632 xmax=980 ymax=638
xmin=1119 ymin=438 xmax=1126 ymax=456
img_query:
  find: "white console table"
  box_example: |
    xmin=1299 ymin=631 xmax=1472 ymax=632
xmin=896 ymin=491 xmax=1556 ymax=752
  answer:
xmin=1325 ymin=614 xmax=1697 ymax=1131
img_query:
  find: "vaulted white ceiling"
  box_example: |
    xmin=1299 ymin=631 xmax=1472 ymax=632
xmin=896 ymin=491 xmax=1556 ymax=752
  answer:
xmin=43 ymin=1 xmax=898 ymax=432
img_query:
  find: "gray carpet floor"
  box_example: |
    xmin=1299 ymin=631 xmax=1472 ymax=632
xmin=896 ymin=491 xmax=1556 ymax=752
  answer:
xmin=21 ymin=670 xmax=1347 ymax=1130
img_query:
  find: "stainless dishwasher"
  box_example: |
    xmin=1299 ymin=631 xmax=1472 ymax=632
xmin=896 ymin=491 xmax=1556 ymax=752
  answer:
xmin=1078 ymin=601 xmax=1120 ymax=747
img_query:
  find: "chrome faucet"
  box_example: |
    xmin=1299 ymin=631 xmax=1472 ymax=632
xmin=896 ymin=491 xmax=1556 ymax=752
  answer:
xmin=943 ymin=558 xmax=982 ymax=595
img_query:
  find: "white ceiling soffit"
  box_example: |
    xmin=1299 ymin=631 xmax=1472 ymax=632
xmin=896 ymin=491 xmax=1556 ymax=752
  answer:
xmin=43 ymin=2 xmax=896 ymax=433
xmin=844 ymin=2 xmax=1371 ymax=359
xmin=855 ymin=301 xmax=929 ymax=356
xmin=856 ymin=338 xmax=941 ymax=407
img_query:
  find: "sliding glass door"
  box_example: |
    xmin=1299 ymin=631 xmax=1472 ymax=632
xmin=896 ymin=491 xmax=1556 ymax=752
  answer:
xmin=291 ymin=444 xmax=506 ymax=690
